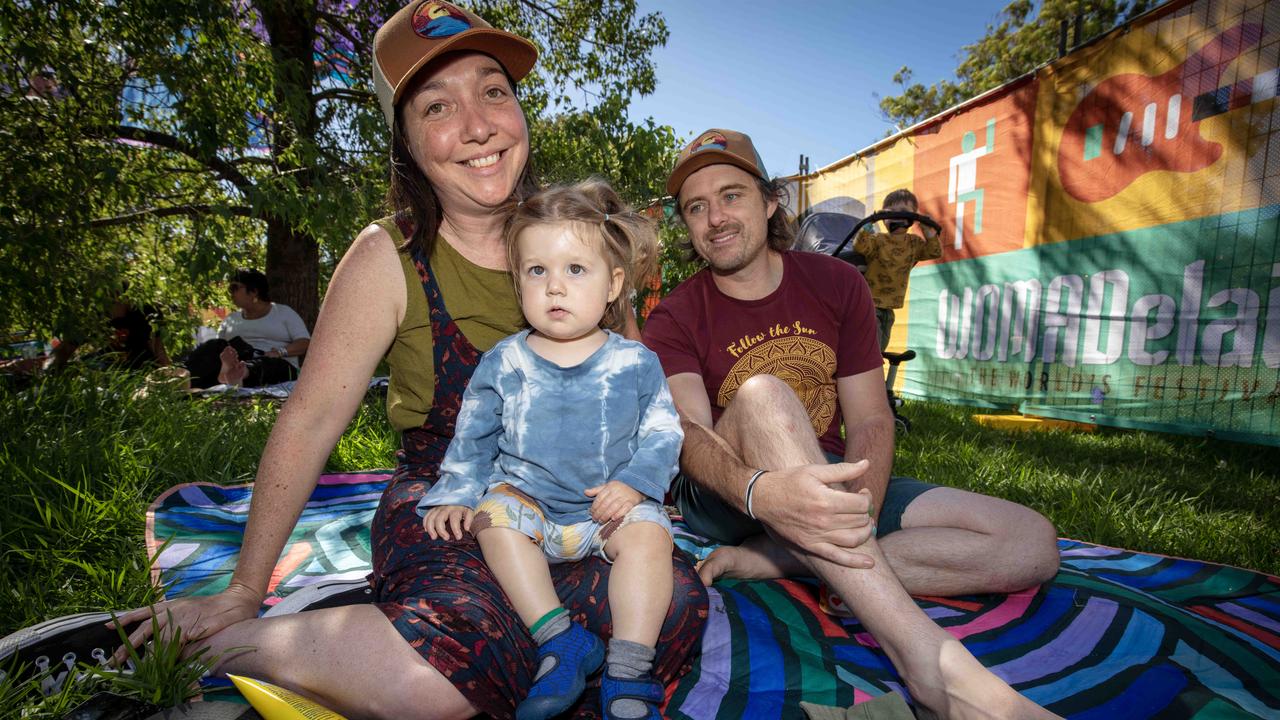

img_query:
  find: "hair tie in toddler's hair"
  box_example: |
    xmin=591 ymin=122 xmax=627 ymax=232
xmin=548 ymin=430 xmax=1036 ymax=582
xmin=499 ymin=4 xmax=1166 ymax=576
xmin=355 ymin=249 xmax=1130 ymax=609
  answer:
xmin=603 ymin=213 xmax=610 ymax=222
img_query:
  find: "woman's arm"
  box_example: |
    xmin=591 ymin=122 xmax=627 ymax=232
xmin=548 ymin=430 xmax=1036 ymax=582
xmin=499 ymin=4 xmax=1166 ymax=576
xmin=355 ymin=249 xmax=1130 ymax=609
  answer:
xmin=113 ymin=224 xmax=407 ymax=650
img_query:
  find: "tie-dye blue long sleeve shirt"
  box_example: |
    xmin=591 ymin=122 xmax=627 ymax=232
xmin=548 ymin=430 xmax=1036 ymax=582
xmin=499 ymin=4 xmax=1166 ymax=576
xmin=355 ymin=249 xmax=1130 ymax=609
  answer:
xmin=418 ymin=330 xmax=683 ymax=524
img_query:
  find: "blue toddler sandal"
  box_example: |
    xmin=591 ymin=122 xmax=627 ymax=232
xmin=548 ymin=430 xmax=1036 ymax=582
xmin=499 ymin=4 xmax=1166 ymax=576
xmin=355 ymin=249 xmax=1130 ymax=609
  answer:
xmin=516 ymin=622 xmax=605 ymax=720
xmin=600 ymin=670 xmax=664 ymax=720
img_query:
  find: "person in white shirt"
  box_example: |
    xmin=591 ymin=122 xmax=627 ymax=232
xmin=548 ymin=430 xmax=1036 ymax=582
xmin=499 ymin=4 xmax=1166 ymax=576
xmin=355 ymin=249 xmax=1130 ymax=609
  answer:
xmin=185 ymin=269 xmax=310 ymax=388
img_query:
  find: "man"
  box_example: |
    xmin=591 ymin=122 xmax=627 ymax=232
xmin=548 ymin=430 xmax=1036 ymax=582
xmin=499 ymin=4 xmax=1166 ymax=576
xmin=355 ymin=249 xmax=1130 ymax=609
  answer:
xmin=643 ymin=129 xmax=1061 ymax=719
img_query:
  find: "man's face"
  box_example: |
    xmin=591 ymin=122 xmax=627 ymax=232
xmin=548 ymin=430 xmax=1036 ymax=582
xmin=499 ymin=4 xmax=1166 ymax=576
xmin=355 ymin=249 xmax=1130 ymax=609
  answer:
xmin=678 ymin=164 xmax=778 ymax=275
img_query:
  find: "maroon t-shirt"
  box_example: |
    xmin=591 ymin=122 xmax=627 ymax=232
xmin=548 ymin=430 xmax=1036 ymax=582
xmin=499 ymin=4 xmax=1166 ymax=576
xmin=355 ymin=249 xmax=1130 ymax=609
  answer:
xmin=643 ymin=251 xmax=881 ymax=457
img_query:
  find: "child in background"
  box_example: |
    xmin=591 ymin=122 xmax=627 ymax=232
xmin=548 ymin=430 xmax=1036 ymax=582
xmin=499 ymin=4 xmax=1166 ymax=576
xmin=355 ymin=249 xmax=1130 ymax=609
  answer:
xmin=854 ymin=189 xmax=943 ymax=351
xmin=418 ymin=179 xmax=682 ymax=720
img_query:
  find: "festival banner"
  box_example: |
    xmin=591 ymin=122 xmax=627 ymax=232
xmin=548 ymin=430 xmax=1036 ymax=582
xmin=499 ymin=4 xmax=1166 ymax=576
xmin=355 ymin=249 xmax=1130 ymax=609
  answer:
xmin=912 ymin=78 xmax=1039 ymax=263
xmin=791 ymin=0 xmax=1280 ymax=445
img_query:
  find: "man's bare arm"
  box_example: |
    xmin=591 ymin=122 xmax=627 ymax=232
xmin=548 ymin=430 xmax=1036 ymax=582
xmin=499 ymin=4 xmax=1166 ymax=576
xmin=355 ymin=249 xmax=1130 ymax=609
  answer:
xmin=667 ymin=373 xmax=876 ymax=567
xmin=837 ymin=369 xmax=896 ymax=520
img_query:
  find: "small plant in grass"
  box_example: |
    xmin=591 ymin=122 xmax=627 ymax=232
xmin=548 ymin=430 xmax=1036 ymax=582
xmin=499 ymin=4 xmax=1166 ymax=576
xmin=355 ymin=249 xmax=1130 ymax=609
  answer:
xmin=85 ymin=610 xmax=231 ymax=709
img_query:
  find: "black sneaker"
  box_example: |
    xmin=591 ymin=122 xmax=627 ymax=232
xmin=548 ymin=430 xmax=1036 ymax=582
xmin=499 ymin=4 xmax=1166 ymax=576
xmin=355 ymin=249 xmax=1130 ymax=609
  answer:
xmin=0 ymin=612 xmax=135 ymax=696
xmin=261 ymin=579 xmax=373 ymax=617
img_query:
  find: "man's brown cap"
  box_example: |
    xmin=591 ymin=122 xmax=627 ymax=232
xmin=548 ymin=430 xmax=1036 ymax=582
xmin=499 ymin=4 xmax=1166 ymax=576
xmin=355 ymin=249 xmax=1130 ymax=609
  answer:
xmin=666 ymin=128 xmax=769 ymax=197
xmin=372 ymin=1 xmax=538 ymax=128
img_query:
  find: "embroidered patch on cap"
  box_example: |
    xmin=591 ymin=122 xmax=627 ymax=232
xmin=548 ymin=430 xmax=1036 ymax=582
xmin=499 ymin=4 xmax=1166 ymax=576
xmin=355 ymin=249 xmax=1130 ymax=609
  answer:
xmin=689 ymin=132 xmax=728 ymax=153
xmin=413 ymin=1 xmax=471 ymax=38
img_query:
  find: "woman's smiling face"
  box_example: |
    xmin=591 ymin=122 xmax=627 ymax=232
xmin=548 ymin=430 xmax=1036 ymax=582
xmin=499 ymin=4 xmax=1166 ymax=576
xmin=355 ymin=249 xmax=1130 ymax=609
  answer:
xmin=401 ymin=52 xmax=529 ymax=215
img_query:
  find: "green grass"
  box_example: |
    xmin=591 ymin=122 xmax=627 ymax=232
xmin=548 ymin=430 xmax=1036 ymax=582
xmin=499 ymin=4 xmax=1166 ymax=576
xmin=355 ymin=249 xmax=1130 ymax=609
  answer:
xmin=892 ymin=401 xmax=1280 ymax=576
xmin=0 ymin=370 xmax=395 ymax=638
xmin=0 ymin=371 xmax=1276 ymax=714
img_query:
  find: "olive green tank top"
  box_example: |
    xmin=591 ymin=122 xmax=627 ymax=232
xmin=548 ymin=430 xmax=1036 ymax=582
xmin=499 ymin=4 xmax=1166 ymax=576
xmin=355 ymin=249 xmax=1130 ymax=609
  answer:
xmin=378 ymin=219 xmax=524 ymax=431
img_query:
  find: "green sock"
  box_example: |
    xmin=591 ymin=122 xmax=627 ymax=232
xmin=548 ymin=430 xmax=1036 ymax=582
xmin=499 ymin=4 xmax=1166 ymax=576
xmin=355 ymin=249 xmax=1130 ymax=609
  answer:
xmin=529 ymin=607 xmax=569 ymax=645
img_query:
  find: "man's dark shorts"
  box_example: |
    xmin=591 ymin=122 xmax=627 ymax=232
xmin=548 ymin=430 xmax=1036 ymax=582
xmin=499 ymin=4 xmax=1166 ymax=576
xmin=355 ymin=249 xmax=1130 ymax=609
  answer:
xmin=671 ymin=451 xmax=939 ymax=546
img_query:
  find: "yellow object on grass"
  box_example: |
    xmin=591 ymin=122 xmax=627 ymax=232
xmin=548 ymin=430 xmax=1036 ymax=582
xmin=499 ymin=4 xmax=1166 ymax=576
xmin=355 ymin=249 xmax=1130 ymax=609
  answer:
xmin=228 ymin=674 xmax=347 ymax=720
xmin=973 ymin=414 xmax=1095 ymax=434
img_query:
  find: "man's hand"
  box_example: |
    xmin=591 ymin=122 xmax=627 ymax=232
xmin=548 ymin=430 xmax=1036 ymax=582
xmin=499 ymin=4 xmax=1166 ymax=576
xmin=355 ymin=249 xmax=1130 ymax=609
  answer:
xmin=108 ymin=582 xmax=262 ymax=665
xmin=423 ymin=505 xmax=474 ymax=541
xmin=584 ymin=481 xmax=642 ymax=523
xmin=751 ymin=461 xmax=877 ymax=568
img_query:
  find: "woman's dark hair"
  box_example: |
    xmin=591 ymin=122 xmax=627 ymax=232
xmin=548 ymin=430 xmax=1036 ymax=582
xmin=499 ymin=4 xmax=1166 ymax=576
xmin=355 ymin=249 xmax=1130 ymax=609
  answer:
xmin=231 ymin=268 xmax=270 ymax=301
xmin=385 ymin=61 xmax=538 ymax=258
xmin=675 ymin=175 xmax=795 ymax=263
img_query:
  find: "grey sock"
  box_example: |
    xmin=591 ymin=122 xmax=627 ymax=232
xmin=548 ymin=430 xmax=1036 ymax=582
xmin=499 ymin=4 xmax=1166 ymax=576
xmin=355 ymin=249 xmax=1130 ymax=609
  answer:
xmin=605 ymin=639 xmax=657 ymax=718
xmin=531 ymin=609 xmax=571 ymax=646
xmin=606 ymin=638 xmax=655 ymax=678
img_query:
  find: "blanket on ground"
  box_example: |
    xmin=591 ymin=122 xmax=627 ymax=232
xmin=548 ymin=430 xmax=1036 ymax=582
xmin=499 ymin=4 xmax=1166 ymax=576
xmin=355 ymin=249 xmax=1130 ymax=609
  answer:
xmin=147 ymin=472 xmax=1280 ymax=719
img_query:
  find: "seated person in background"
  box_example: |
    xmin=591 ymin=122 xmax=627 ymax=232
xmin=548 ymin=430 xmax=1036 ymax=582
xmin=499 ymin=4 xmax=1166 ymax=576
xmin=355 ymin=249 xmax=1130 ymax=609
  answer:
xmin=854 ymin=189 xmax=942 ymax=352
xmin=43 ymin=297 xmax=171 ymax=373
xmin=185 ymin=269 xmax=310 ymax=388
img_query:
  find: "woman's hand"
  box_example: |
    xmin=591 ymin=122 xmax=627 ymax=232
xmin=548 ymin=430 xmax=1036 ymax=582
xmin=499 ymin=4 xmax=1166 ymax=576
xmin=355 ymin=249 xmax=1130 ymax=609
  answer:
xmin=423 ymin=505 xmax=474 ymax=541
xmin=107 ymin=582 xmax=262 ymax=664
xmin=584 ymin=481 xmax=642 ymax=523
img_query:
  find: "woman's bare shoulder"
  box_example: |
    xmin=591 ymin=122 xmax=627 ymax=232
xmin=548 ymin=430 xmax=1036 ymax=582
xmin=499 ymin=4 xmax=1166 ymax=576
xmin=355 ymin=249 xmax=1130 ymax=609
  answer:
xmin=324 ymin=222 xmax=409 ymax=323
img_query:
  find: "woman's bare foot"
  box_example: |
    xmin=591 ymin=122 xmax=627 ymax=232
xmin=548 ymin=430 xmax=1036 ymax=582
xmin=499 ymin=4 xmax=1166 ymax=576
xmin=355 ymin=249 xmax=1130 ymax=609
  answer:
xmin=696 ymin=533 xmax=806 ymax=585
xmin=217 ymin=346 xmax=248 ymax=386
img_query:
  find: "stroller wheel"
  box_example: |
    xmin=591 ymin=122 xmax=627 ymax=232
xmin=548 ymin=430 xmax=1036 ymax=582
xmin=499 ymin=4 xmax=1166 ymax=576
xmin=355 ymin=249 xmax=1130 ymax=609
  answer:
xmin=894 ymin=416 xmax=911 ymax=434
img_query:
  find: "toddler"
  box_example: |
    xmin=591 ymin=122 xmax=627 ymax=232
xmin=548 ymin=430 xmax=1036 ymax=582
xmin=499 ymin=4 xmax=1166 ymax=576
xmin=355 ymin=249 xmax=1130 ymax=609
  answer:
xmin=419 ymin=179 xmax=682 ymax=720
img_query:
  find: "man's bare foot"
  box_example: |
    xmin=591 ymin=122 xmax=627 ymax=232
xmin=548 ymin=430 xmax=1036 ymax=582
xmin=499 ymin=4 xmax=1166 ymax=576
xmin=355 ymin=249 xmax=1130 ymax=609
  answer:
xmin=217 ymin=346 xmax=248 ymax=386
xmin=697 ymin=533 xmax=806 ymax=585
xmin=908 ymin=637 xmax=1063 ymax=720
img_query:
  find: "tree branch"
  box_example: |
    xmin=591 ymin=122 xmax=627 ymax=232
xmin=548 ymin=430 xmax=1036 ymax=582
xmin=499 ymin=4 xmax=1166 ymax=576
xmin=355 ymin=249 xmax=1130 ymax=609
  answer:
xmin=311 ymin=87 xmax=375 ymax=104
xmin=99 ymin=125 xmax=256 ymax=195
xmin=89 ymin=204 xmax=255 ymax=228
xmin=516 ymin=0 xmax=606 ymax=48
xmin=316 ymin=11 xmax=369 ymax=56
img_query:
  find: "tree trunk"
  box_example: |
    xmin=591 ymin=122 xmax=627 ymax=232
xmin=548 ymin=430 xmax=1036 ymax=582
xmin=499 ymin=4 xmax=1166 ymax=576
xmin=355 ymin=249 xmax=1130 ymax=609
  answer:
xmin=266 ymin=218 xmax=320 ymax=329
xmin=260 ymin=0 xmax=320 ymax=328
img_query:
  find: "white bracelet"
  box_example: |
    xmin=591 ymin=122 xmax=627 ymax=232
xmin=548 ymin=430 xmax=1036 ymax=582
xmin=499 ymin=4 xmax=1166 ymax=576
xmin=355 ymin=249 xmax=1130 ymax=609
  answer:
xmin=744 ymin=469 xmax=767 ymax=520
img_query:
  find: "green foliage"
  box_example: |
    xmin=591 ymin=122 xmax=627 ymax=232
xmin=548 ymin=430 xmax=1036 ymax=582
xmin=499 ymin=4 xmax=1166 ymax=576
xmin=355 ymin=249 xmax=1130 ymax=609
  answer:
xmin=0 ymin=370 xmax=395 ymax=636
xmin=878 ymin=0 xmax=1157 ymax=129
xmin=0 ymin=0 xmax=679 ymax=342
xmin=87 ymin=611 xmax=223 ymax=707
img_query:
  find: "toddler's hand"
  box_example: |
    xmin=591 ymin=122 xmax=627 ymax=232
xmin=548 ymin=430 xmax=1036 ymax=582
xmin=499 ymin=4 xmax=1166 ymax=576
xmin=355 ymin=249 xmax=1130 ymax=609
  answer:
xmin=921 ymin=223 xmax=939 ymax=241
xmin=423 ymin=505 xmax=474 ymax=541
xmin=584 ymin=481 xmax=642 ymax=523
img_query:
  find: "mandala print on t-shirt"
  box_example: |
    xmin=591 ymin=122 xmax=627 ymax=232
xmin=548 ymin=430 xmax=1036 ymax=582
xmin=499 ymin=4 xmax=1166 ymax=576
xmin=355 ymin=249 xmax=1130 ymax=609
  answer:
xmin=717 ymin=336 xmax=836 ymax=435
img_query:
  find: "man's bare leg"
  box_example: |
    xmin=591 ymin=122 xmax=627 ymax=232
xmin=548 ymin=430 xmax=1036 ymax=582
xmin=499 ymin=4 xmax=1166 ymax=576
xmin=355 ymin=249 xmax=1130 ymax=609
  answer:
xmin=804 ymin=537 xmax=1059 ymax=719
xmin=702 ymin=374 xmax=1058 ymax=598
xmin=205 ymin=605 xmax=476 ymax=720
xmin=879 ymin=488 xmax=1060 ymax=596
xmin=694 ymin=374 xmax=1058 ymax=718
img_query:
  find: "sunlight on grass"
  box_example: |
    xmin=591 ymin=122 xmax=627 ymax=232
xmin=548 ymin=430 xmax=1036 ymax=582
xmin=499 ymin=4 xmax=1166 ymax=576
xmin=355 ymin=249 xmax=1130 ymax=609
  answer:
xmin=893 ymin=401 xmax=1280 ymax=575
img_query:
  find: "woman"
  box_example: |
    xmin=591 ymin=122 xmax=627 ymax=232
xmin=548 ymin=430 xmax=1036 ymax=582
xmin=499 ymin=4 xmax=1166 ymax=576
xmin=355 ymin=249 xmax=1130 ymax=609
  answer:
xmin=113 ymin=4 xmax=706 ymax=718
xmin=186 ymin=269 xmax=311 ymax=388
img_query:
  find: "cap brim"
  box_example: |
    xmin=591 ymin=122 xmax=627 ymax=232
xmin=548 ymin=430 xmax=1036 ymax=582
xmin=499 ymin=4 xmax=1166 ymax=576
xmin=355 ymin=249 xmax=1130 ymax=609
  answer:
xmin=666 ymin=149 xmax=765 ymax=197
xmin=391 ymin=28 xmax=538 ymax=108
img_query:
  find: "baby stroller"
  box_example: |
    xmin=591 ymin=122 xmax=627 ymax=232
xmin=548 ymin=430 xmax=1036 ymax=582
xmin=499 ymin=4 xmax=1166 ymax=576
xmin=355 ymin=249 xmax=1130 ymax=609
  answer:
xmin=796 ymin=210 xmax=941 ymax=434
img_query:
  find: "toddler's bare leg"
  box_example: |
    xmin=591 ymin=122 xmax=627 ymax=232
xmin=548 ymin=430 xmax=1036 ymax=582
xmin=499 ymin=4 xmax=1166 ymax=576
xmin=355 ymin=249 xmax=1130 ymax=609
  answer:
xmin=603 ymin=521 xmax=674 ymax=646
xmin=476 ymin=526 xmax=560 ymax=627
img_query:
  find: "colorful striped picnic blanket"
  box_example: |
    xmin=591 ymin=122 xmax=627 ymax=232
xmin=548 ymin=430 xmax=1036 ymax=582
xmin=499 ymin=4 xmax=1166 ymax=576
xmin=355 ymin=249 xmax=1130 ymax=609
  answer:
xmin=147 ymin=472 xmax=1280 ymax=718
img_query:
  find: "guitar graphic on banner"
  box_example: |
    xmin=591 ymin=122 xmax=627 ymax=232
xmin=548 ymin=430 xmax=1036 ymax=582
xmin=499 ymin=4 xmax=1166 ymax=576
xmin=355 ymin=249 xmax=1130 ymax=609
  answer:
xmin=1059 ymin=23 xmax=1272 ymax=203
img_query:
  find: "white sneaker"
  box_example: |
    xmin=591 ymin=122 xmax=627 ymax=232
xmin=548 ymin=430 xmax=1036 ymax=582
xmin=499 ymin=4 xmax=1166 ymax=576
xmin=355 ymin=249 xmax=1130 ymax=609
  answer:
xmin=0 ymin=611 xmax=135 ymax=695
xmin=262 ymin=580 xmax=373 ymax=618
